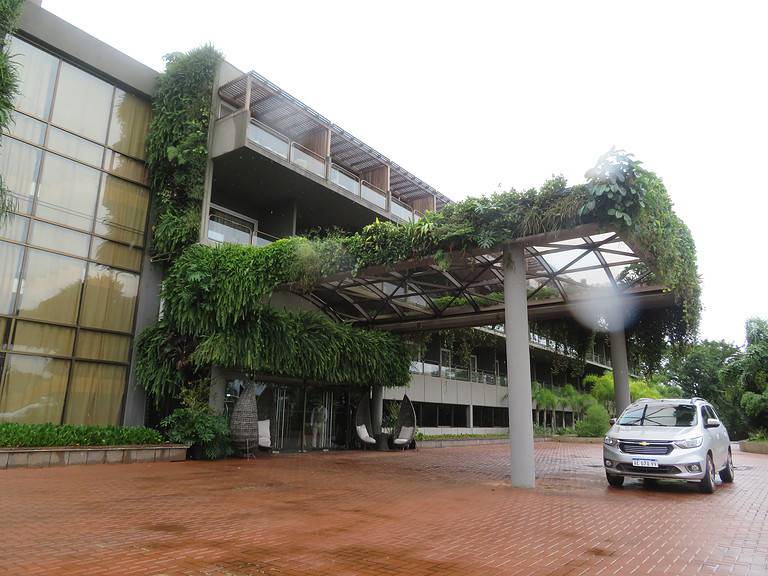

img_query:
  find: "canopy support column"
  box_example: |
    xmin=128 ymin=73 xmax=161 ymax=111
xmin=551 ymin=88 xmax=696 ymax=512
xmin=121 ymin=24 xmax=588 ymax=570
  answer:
xmin=371 ymin=386 xmax=383 ymax=435
xmin=610 ymin=325 xmax=631 ymax=414
xmin=503 ymin=243 xmax=536 ymax=488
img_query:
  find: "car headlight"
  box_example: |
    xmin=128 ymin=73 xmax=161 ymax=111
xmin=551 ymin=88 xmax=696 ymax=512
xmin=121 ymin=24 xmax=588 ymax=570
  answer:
xmin=674 ymin=436 xmax=703 ymax=449
xmin=604 ymin=436 xmax=618 ymax=447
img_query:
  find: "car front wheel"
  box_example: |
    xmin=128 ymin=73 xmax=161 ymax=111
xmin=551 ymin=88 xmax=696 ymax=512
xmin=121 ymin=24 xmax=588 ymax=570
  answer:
xmin=699 ymin=454 xmax=716 ymax=494
xmin=719 ymin=450 xmax=735 ymax=483
xmin=606 ymin=472 xmax=624 ymax=487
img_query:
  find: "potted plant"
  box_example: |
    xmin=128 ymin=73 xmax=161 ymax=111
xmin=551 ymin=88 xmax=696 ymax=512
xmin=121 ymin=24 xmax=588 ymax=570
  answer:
xmin=161 ymin=386 xmax=232 ymax=460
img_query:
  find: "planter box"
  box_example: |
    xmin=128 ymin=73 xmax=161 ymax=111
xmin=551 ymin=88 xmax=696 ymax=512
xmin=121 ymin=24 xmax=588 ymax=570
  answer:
xmin=0 ymin=444 xmax=189 ymax=470
xmin=551 ymin=436 xmax=604 ymax=444
xmin=417 ymin=437 xmax=551 ymax=449
xmin=740 ymin=440 xmax=768 ymax=455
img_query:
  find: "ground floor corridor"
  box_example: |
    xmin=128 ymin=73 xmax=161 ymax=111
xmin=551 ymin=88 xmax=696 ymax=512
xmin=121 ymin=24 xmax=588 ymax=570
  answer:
xmin=1 ymin=442 xmax=766 ymax=575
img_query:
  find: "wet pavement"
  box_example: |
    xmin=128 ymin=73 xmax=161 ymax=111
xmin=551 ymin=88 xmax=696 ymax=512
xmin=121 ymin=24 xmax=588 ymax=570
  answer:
xmin=1 ymin=441 xmax=767 ymax=575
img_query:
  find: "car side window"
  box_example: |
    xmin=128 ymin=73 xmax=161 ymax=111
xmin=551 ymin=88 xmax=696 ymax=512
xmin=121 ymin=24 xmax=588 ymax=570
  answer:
xmin=703 ymin=406 xmax=716 ymax=421
xmin=700 ymin=406 xmax=709 ymax=422
xmin=708 ymin=406 xmax=720 ymax=420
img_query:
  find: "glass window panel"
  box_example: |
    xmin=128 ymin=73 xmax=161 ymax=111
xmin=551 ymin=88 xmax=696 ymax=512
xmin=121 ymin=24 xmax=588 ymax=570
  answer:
xmin=0 ymin=354 xmax=68 ymax=424
xmin=29 ymin=221 xmax=90 ymax=258
xmin=19 ymin=249 xmax=85 ymax=324
xmin=0 ymin=137 xmax=42 ymax=213
xmin=102 ymin=150 xmax=148 ymax=185
xmin=47 ymin=126 xmax=104 ymax=167
xmin=541 ymin=248 xmax=586 ymax=272
xmin=107 ymin=89 xmax=151 ymax=160
xmin=0 ymin=213 xmax=29 ymax=242
xmin=36 ymin=152 xmax=101 ymax=231
xmin=10 ymin=37 xmax=58 ymax=119
xmin=90 ymin=237 xmax=142 ymax=271
xmin=94 ymin=176 xmax=148 ymax=246
xmin=75 ymin=331 xmax=131 ymax=362
xmin=51 ymin=62 xmax=113 ymax=143
xmin=12 ymin=321 xmax=75 ymax=356
xmin=7 ymin=111 xmax=46 ymax=144
xmin=0 ymin=317 xmax=8 ymax=349
xmin=562 ymin=251 xmax=601 ymax=272
xmin=80 ymin=265 xmax=139 ymax=332
xmin=0 ymin=241 xmax=23 ymax=315
xmin=64 ymin=363 xmax=125 ymax=425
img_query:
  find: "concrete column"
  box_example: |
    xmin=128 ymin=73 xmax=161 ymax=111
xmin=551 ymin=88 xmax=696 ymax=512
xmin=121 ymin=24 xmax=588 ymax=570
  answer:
xmin=371 ymin=386 xmax=383 ymax=435
xmin=610 ymin=326 xmax=631 ymax=414
xmin=208 ymin=366 xmax=226 ymax=414
xmin=503 ymin=243 xmax=536 ymax=488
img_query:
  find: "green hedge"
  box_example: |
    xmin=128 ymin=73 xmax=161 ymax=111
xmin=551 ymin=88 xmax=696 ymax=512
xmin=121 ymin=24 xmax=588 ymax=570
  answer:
xmin=0 ymin=423 xmax=163 ymax=448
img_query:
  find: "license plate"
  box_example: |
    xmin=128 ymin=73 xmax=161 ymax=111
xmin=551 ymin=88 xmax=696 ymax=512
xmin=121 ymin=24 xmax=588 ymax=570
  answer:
xmin=632 ymin=458 xmax=659 ymax=468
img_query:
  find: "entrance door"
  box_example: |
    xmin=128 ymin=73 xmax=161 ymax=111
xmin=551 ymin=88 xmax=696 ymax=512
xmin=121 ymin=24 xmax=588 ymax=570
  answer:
xmin=274 ymin=386 xmax=304 ymax=452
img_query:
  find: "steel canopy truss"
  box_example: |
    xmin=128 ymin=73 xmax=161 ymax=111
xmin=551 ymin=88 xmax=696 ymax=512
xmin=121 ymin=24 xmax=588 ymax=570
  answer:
xmin=304 ymin=227 xmax=673 ymax=332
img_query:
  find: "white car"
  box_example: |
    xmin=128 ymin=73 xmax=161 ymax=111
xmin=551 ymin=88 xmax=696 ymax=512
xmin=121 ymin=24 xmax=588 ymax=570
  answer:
xmin=603 ymin=398 xmax=734 ymax=493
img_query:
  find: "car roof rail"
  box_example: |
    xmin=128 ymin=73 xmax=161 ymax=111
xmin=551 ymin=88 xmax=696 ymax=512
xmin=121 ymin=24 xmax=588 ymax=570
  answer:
xmin=636 ymin=397 xmax=655 ymax=402
xmin=691 ymin=397 xmax=706 ymax=403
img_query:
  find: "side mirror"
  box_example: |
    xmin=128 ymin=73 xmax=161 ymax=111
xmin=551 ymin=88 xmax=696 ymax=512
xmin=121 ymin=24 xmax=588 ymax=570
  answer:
xmin=609 ymin=418 xmax=617 ymax=425
xmin=705 ymin=418 xmax=721 ymax=428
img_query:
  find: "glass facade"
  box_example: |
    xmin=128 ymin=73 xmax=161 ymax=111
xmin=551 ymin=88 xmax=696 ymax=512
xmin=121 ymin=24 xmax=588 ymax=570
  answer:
xmin=0 ymin=37 xmax=151 ymax=426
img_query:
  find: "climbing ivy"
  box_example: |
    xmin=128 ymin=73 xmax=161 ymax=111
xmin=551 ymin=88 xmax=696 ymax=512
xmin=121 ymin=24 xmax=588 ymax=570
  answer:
xmin=146 ymin=45 xmax=221 ymax=261
xmin=0 ymin=0 xmax=25 ymax=223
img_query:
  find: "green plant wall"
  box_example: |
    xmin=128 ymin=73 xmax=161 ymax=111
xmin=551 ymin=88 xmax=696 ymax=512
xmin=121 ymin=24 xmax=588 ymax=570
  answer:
xmin=146 ymin=45 xmax=221 ymax=261
xmin=0 ymin=0 xmax=25 ymax=222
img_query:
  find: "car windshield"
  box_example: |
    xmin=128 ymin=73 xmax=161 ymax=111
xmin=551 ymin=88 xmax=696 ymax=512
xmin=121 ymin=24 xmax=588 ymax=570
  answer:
xmin=617 ymin=403 xmax=698 ymax=427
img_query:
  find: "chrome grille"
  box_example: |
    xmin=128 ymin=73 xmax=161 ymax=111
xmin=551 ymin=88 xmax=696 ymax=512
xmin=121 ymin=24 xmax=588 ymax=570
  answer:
xmin=619 ymin=442 xmax=672 ymax=455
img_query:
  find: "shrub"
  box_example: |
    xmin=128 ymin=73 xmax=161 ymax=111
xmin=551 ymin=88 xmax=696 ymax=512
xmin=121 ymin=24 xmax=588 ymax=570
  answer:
xmin=748 ymin=429 xmax=768 ymax=442
xmin=575 ymin=404 xmax=611 ymax=437
xmin=0 ymin=423 xmax=163 ymax=448
xmin=161 ymin=406 xmax=231 ymax=460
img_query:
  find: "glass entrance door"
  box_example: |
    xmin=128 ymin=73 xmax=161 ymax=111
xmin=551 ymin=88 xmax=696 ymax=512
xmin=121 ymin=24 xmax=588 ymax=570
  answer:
xmin=274 ymin=386 xmax=304 ymax=452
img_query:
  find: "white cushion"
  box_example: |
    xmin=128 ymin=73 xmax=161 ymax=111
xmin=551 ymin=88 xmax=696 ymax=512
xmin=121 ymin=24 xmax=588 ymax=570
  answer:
xmin=356 ymin=424 xmax=376 ymax=444
xmin=394 ymin=426 xmax=414 ymax=446
xmin=258 ymin=419 xmax=271 ymax=448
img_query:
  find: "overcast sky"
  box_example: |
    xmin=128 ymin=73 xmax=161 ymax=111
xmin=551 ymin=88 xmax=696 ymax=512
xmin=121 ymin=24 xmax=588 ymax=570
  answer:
xmin=41 ymin=1 xmax=767 ymax=346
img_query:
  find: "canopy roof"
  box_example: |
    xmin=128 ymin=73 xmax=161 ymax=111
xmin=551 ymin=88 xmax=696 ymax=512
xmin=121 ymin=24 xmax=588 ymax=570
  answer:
xmin=304 ymin=224 xmax=674 ymax=332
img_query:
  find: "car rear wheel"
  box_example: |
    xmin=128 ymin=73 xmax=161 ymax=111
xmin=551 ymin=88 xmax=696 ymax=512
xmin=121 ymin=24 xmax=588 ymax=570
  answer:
xmin=719 ymin=450 xmax=735 ymax=483
xmin=606 ymin=472 xmax=624 ymax=487
xmin=699 ymin=454 xmax=716 ymax=494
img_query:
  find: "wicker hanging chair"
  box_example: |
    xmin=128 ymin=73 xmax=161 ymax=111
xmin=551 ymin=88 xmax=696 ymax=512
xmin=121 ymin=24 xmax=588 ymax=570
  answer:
xmin=355 ymin=395 xmax=376 ymax=448
xmin=230 ymin=383 xmax=259 ymax=457
xmin=392 ymin=394 xmax=417 ymax=449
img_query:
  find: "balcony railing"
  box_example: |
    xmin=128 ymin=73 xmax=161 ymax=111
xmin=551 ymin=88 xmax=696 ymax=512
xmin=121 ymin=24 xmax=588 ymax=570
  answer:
xmin=247 ymin=121 xmax=289 ymax=159
xmin=290 ymin=142 xmax=325 ymax=178
xmin=391 ymin=197 xmax=417 ymax=222
xmin=329 ymin=163 xmax=360 ymax=195
xmin=245 ymin=118 xmax=423 ymax=222
xmin=361 ymin=180 xmax=387 ymax=209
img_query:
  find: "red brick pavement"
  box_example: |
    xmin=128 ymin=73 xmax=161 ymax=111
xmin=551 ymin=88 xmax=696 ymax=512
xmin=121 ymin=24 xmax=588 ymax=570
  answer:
xmin=1 ymin=442 xmax=767 ymax=575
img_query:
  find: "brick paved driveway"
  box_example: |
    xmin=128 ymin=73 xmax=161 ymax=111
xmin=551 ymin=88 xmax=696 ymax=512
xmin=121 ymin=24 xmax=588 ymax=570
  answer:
xmin=1 ymin=442 xmax=767 ymax=575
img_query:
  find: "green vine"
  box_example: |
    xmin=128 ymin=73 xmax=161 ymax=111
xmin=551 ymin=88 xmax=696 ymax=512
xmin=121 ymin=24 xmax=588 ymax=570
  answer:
xmin=0 ymin=0 xmax=25 ymax=223
xmin=146 ymin=45 xmax=221 ymax=261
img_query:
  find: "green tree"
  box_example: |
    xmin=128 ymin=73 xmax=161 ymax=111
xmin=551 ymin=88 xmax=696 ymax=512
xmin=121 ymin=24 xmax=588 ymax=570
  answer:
xmin=666 ymin=340 xmax=739 ymax=400
xmin=721 ymin=319 xmax=768 ymax=435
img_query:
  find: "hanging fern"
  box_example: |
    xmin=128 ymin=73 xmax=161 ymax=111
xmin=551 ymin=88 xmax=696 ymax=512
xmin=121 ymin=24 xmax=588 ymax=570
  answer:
xmin=0 ymin=0 xmax=25 ymax=223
